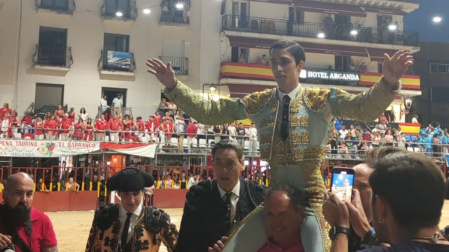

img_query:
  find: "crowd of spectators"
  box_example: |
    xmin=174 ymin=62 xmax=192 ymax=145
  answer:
xmin=0 ymin=99 xmax=259 ymax=153
xmin=329 ymin=116 xmax=449 ymax=160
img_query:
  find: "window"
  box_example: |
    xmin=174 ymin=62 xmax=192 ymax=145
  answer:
xmin=40 ymin=0 xmax=69 ymax=11
xmin=104 ymin=0 xmax=130 ymax=18
xmin=104 ymin=33 xmax=129 ymax=52
xmin=103 ymin=33 xmax=130 ymax=70
xmin=35 ymin=83 xmax=64 ymax=111
xmin=429 ymin=62 xmax=449 ymax=73
xmin=38 ymin=27 xmax=67 ymax=66
xmin=431 ymin=87 xmax=449 ymax=102
xmin=295 ymin=10 xmax=304 ymax=24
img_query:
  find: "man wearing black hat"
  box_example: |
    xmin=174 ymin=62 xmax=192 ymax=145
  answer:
xmin=176 ymin=140 xmax=266 ymax=252
xmin=85 ymin=168 xmax=178 ymax=252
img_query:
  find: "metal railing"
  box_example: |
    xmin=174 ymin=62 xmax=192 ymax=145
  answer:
xmin=32 ymin=44 xmax=74 ymax=68
xmin=101 ymin=0 xmax=137 ymax=20
xmin=35 ymin=0 xmax=76 ymax=13
xmin=159 ymin=56 xmax=189 ymax=75
xmin=98 ymin=50 xmax=136 ymax=72
xmin=222 ymin=14 xmax=418 ymax=46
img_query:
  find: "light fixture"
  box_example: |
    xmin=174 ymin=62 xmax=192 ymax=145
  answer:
xmin=209 ymin=86 xmax=216 ymax=92
xmin=175 ymin=2 xmax=184 ymax=9
xmin=388 ymin=24 xmax=397 ymax=31
xmin=405 ymin=97 xmax=412 ymax=109
xmin=433 ymin=16 xmax=442 ymax=23
xmin=317 ymin=32 xmax=325 ymax=38
xmin=115 ymin=11 xmax=123 ymax=17
xmin=143 ymin=8 xmax=151 ymax=14
xmin=350 ymin=29 xmax=358 ymax=36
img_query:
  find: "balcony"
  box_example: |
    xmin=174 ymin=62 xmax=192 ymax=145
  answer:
xmin=32 ymin=44 xmax=73 ymax=75
xmin=159 ymin=56 xmax=189 ymax=76
xmin=98 ymin=50 xmax=136 ymax=80
xmin=219 ymin=62 xmax=421 ymax=98
xmin=221 ymin=14 xmax=419 ymax=47
xmin=101 ymin=0 xmax=137 ymax=21
xmin=160 ymin=0 xmax=191 ymax=26
xmin=36 ymin=0 xmax=76 ymax=14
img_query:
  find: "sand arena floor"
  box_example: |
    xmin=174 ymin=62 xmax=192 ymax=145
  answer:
xmin=48 ymin=201 xmax=449 ymax=252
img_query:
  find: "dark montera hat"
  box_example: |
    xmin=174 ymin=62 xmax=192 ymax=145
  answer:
xmin=107 ymin=168 xmax=154 ymax=192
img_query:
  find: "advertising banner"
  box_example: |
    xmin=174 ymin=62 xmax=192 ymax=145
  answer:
xmin=0 ymin=140 xmax=100 ymax=157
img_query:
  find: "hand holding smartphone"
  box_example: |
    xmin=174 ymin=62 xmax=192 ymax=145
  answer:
xmin=330 ymin=167 xmax=355 ymax=202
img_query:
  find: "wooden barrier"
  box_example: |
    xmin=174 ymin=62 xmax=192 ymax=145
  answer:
xmin=153 ymin=189 xmax=188 ymax=208
xmin=0 ymin=191 xmax=98 ymax=212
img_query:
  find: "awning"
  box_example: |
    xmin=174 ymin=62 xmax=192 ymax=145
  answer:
xmin=100 ymin=143 xmax=157 ymax=158
xmin=365 ymin=48 xmax=399 ymax=62
xmin=227 ymin=83 xmax=276 ymax=98
xmin=293 ymin=0 xmax=367 ymax=17
xmin=362 ymin=6 xmax=407 ymax=16
xmin=228 ymin=36 xmax=369 ymax=58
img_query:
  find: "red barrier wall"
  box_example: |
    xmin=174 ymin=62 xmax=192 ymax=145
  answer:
xmin=153 ymin=189 xmax=188 ymax=208
xmin=0 ymin=191 xmax=98 ymax=212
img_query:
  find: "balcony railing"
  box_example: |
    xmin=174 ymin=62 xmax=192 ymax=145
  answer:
xmin=159 ymin=56 xmax=189 ymax=75
xmin=160 ymin=0 xmax=191 ymax=25
xmin=98 ymin=50 xmax=136 ymax=72
xmin=35 ymin=0 xmax=76 ymax=13
xmin=219 ymin=62 xmax=421 ymax=90
xmin=101 ymin=0 xmax=137 ymax=20
xmin=222 ymin=14 xmax=419 ymax=46
xmin=32 ymin=44 xmax=74 ymax=68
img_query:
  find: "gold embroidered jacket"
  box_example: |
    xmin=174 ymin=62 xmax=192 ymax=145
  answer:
xmin=85 ymin=204 xmax=178 ymax=252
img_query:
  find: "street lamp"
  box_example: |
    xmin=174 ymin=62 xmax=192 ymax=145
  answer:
xmin=143 ymin=8 xmax=151 ymax=14
xmin=115 ymin=11 xmax=123 ymax=17
xmin=433 ymin=16 xmax=442 ymax=23
xmin=317 ymin=32 xmax=325 ymax=38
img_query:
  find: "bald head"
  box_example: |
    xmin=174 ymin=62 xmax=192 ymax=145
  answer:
xmin=353 ymin=163 xmax=374 ymax=221
xmin=3 ymin=172 xmax=34 ymax=210
xmin=5 ymin=173 xmax=34 ymax=190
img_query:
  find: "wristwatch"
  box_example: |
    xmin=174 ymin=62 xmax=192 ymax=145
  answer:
xmin=361 ymin=228 xmax=379 ymax=248
xmin=329 ymin=226 xmax=352 ymax=240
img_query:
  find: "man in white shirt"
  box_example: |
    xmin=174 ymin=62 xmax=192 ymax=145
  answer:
xmin=248 ymin=123 xmax=258 ymax=155
xmin=187 ymin=174 xmax=199 ymax=189
xmin=339 ymin=125 xmax=349 ymax=141
xmin=112 ymin=94 xmax=123 ymax=114
xmin=100 ymin=94 xmax=109 ymax=113
xmin=227 ymin=122 xmax=237 ymax=139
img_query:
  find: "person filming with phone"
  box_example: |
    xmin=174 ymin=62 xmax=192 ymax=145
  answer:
xmin=323 ymin=150 xmax=449 ymax=252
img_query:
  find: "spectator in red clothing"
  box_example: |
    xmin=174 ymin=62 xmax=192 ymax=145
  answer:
xmin=0 ymin=172 xmax=58 ymax=251
xmin=84 ymin=118 xmax=94 ymax=141
xmin=72 ymin=118 xmax=84 ymax=141
xmin=67 ymin=107 xmax=75 ymax=122
xmin=186 ymin=121 xmax=198 ymax=153
xmin=0 ymin=103 xmax=13 ymax=120
xmin=21 ymin=112 xmax=33 ymax=134
xmin=54 ymin=104 xmax=64 ymax=118
xmin=44 ymin=115 xmax=58 ymax=140
xmin=95 ymin=114 xmax=109 ymax=141
xmin=108 ymin=114 xmax=123 ymax=143
xmin=121 ymin=114 xmax=133 ymax=142
xmin=146 ymin=116 xmax=155 ymax=142
xmin=135 ymin=116 xmax=145 ymax=142
xmin=60 ymin=114 xmax=72 ymax=141
xmin=9 ymin=111 xmax=19 ymax=139
xmin=160 ymin=118 xmax=174 ymax=148
xmin=34 ymin=117 xmax=45 ymax=140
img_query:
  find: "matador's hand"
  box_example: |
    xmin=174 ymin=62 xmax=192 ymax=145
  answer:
xmin=146 ymin=58 xmax=178 ymax=89
xmin=382 ymin=50 xmax=414 ymax=86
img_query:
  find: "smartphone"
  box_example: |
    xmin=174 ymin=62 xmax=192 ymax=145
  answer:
xmin=330 ymin=167 xmax=355 ymax=202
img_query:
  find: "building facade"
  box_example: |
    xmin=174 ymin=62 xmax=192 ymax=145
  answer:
xmin=0 ymin=0 xmax=420 ymax=122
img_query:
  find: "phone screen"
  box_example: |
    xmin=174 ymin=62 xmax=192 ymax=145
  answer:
xmin=331 ymin=170 xmax=355 ymax=202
